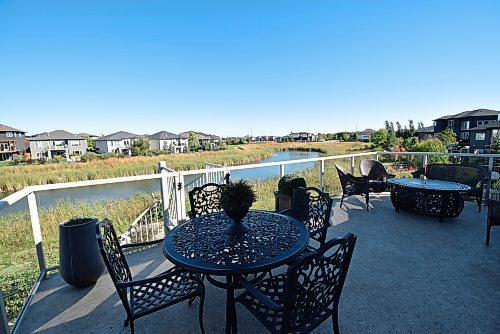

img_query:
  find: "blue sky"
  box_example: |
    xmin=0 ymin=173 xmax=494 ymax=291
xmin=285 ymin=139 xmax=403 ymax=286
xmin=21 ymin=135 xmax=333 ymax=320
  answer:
xmin=1 ymin=0 xmax=499 ymax=137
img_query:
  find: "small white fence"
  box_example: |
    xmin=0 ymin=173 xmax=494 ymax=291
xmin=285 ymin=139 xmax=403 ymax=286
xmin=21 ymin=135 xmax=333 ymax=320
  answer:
xmin=1 ymin=150 xmax=500 ymax=333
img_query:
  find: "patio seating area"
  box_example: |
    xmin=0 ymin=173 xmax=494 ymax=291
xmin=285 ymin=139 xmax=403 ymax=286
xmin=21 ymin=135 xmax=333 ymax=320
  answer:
xmin=16 ymin=194 xmax=500 ymax=334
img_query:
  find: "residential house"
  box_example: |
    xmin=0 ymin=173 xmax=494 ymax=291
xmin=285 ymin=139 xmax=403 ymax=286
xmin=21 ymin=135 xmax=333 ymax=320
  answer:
xmin=29 ymin=130 xmax=87 ymax=160
xmin=469 ymin=121 xmax=500 ymax=152
xmin=288 ymin=132 xmax=317 ymax=141
xmin=358 ymin=129 xmax=375 ymax=142
xmin=415 ymin=126 xmax=435 ymax=140
xmin=433 ymin=109 xmax=500 ymax=147
xmin=148 ymin=131 xmax=187 ymax=153
xmin=95 ymin=131 xmax=139 ymax=155
xmin=0 ymin=123 xmax=26 ymax=161
xmin=179 ymin=131 xmax=220 ymax=149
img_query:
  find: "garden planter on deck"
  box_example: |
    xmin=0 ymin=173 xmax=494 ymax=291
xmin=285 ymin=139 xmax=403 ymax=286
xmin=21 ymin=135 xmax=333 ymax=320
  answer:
xmin=274 ymin=191 xmax=292 ymax=212
xmin=59 ymin=217 xmax=104 ymax=288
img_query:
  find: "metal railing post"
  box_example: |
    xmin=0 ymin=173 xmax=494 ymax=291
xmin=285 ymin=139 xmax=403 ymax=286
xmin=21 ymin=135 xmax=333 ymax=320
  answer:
xmin=375 ymin=152 xmax=379 ymax=161
xmin=27 ymin=192 xmax=47 ymax=276
xmin=423 ymin=155 xmax=428 ymax=167
xmin=174 ymin=174 xmax=183 ymax=223
xmin=320 ymin=160 xmax=325 ymax=191
xmin=158 ymin=161 xmax=173 ymax=230
xmin=0 ymin=291 xmax=9 ymax=334
xmin=350 ymin=156 xmax=355 ymax=175
xmin=280 ymin=164 xmax=285 ymax=177
xmin=487 ymin=157 xmax=494 ymax=199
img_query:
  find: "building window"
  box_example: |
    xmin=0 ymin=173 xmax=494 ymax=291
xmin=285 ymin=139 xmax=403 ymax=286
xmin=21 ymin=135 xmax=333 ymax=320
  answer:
xmin=461 ymin=121 xmax=470 ymax=130
xmin=475 ymin=133 xmax=486 ymax=141
xmin=477 ymin=120 xmax=483 ymax=126
xmin=484 ymin=120 xmax=490 ymax=125
xmin=70 ymin=140 xmax=80 ymax=146
xmin=448 ymin=120 xmax=454 ymax=127
xmin=460 ymin=132 xmax=469 ymax=140
xmin=6 ymin=132 xmax=13 ymax=137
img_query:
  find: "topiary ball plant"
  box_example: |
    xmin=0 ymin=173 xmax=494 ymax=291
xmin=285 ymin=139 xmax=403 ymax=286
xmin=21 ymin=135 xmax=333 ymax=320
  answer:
xmin=278 ymin=173 xmax=307 ymax=196
xmin=220 ymin=180 xmax=256 ymax=211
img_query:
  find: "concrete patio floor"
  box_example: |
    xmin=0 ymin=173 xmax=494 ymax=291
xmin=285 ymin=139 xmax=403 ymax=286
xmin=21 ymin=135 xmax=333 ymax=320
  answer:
xmin=17 ymin=194 xmax=500 ymax=333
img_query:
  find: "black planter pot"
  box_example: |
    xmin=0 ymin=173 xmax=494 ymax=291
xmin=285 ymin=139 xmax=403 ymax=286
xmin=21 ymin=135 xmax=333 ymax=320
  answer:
xmin=224 ymin=207 xmax=250 ymax=235
xmin=274 ymin=191 xmax=292 ymax=212
xmin=59 ymin=217 xmax=104 ymax=288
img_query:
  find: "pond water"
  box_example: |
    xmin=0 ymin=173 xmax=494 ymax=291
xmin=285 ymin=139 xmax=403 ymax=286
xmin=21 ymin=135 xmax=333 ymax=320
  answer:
xmin=0 ymin=150 xmax=320 ymax=213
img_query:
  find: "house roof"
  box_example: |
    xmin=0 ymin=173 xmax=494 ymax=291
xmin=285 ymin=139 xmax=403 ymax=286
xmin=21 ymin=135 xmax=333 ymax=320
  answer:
xmin=358 ymin=129 xmax=375 ymax=135
xmin=433 ymin=109 xmax=500 ymax=121
xmin=469 ymin=121 xmax=500 ymax=131
xmin=178 ymin=131 xmax=212 ymax=140
xmin=415 ymin=126 xmax=435 ymax=133
xmin=0 ymin=123 xmax=25 ymax=133
xmin=96 ymin=131 xmax=139 ymax=141
xmin=148 ymin=131 xmax=180 ymax=140
xmin=30 ymin=130 xmax=83 ymax=141
xmin=78 ymin=133 xmax=98 ymax=138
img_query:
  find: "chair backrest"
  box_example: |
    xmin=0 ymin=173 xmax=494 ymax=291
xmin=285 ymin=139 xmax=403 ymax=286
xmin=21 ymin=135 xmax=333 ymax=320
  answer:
xmin=96 ymin=219 xmax=132 ymax=283
xmin=487 ymin=199 xmax=500 ymax=226
xmin=359 ymin=159 xmax=390 ymax=181
xmin=290 ymin=187 xmax=333 ymax=245
xmin=282 ymin=233 xmax=357 ymax=333
xmin=425 ymin=164 xmax=487 ymax=188
xmin=96 ymin=219 xmax=133 ymax=313
xmin=334 ymin=164 xmax=350 ymax=190
xmin=188 ymin=183 xmax=224 ymax=218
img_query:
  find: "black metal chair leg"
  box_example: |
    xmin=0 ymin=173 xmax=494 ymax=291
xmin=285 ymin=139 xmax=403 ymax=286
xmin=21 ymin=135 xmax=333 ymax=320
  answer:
xmin=365 ymin=193 xmax=370 ymax=211
xmin=199 ymin=291 xmax=206 ymax=334
xmin=332 ymin=310 xmax=340 ymax=334
xmin=486 ymin=224 xmax=491 ymax=246
xmin=124 ymin=318 xmax=129 ymax=327
xmin=130 ymin=320 xmax=135 ymax=334
xmin=340 ymin=195 xmax=345 ymax=209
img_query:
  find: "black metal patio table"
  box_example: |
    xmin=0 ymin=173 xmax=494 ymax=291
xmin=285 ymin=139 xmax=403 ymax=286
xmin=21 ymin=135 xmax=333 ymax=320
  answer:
xmin=162 ymin=210 xmax=309 ymax=334
xmin=387 ymin=178 xmax=471 ymax=222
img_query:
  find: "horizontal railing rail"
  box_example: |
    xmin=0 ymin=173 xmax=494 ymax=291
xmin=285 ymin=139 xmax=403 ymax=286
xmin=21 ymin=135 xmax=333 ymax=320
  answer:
xmin=2 ymin=149 xmax=500 ymax=333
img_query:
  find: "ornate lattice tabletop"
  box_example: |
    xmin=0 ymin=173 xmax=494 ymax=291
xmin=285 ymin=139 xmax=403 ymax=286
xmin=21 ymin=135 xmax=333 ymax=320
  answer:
xmin=163 ymin=210 xmax=309 ymax=275
xmin=387 ymin=178 xmax=471 ymax=222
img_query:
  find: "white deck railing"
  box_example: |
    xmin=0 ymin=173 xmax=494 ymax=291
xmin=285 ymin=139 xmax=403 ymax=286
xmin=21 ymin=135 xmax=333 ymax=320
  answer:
xmin=1 ymin=150 xmax=500 ymax=333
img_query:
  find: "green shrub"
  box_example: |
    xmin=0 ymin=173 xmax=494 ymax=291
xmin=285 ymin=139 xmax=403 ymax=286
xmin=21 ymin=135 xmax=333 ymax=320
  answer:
xmin=81 ymin=152 xmax=100 ymax=162
xmin=277 ymin=173 xmax=307 ymax=196
xmin=220 ymin=180 xmax=256 ymax=210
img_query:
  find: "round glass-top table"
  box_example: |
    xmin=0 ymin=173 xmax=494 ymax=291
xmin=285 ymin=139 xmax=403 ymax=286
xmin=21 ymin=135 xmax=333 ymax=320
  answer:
xmin=387 ymin=178 xmax=471 ymax=222
xmin=163 ymin=210 xmax=309 ymax=333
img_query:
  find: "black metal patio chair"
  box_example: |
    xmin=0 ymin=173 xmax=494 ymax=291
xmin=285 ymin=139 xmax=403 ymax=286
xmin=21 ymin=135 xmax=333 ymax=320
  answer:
xmin=188 ymin=183 xmax=225 ymax=218
xmin=359 ymin=159 xmax=395 ymax=193
xmin=234 ymin=233 xmax=357 ymax=334
xmin=486 ymin=198 xmax=500 ymax=246
xmin=335 ymin=164 xmax=370 ymax=211
xmin=287 ymin=186 xmax=334 ymax=251
xmin=96 ymin=219 xmax=205 ymax=334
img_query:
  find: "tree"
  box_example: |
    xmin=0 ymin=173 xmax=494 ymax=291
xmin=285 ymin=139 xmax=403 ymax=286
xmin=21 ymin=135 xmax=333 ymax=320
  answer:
xmin=437 ymin=128 xmax=458 ymax=148
xmin=341 ymin=133 xmax=350 ymax=141
xmin=417 ymin=121 xmax=425 ymax=130
xmin=412 ymin=138 xmax=448 ymax=163
xmin=218 ymin=140 xmax=227 ymax=150
xmin=352 ymin=132 xmax=359 ymax=141
xmin=373 ymin=129 xmax=388 ymax=148
xmin=384 ymin=120 xmax=391 ymax=132
xmin=490 ymin=132 xmax=500 ymax=153
xmin=408 ymin=120 xmax=416 ymax=137
xmin=131 ymin=138 xmax=152 ymax=156
xmin=188 ymin=131 xmax=200 ymax=151
xmin=81 ymin=134 xmax=95 ymax=152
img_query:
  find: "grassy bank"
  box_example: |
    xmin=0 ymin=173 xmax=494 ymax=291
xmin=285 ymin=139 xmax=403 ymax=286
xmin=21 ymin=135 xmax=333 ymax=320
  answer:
xmin=0 ymin=193 xmax=156 ymax=322
xmin=0 ymin=142 xmax=371 ymax=193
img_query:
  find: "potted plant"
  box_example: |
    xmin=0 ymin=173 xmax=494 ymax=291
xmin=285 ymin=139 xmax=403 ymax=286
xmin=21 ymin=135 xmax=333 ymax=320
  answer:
xmin=490 ymin=177 xmax=500 ymax=201
xmin=220 ymin=180 xmax=256 ymax=235
xmin=274 ymin=173 xmax=307 ymax=211
xmin=59 ymin=216 xmax=104 ymax=287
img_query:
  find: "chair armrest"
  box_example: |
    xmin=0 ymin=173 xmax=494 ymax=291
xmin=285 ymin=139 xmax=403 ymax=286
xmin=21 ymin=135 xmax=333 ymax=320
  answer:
xmin=116 ymin=267 xmax=201 ymax=288
xmin=347 ymin=174 xmax=368 ymax=183
xmin=235 ymin=275 xmax=284 ymax=312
